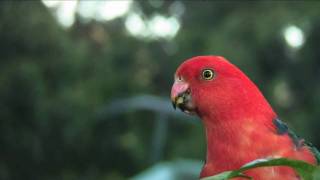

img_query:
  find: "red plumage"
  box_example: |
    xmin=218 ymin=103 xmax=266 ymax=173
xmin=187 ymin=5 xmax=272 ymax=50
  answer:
xmin=170 ymin=56 xmax=317 ymax=179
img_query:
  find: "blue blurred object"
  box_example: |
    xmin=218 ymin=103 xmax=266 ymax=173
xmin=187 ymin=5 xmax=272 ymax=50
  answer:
xmin=131 ymin=159 xmax=202 ymax=180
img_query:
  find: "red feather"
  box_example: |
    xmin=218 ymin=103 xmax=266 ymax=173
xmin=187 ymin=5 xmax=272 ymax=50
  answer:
xmin=171 ymin=56 xmax=317 ymax=179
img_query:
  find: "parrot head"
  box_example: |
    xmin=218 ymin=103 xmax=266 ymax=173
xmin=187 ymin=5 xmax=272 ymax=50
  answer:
xmin=171 ymin=56 xmax=275 ymax=122
xmin=171 ymin=56 xmax=317 ymax=179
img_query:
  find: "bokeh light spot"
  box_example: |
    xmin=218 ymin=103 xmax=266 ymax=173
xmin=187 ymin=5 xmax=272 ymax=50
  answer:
xmin=149 ymin=15 xmax=180 ymax=39
xmin=283 ymin=25 xmax=305 ymax=49
xmin=125 ymin=13 xmax=148 ymax=37
xmin=96 ymin=0 xmax=133 ymax=21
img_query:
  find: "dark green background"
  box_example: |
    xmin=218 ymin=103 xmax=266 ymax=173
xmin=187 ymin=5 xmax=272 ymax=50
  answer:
xmin=1 ymin=1 xmax=320 ymax=180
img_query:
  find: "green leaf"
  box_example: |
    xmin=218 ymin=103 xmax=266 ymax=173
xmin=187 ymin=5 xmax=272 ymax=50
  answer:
xmin=201 ymin=158 xmax=320 ymax=180
xmin=200 ymin=171 xmax=232 ymax=180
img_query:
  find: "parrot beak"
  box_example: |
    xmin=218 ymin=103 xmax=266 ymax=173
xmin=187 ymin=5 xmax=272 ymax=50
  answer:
xmin=171 ymin=81 xmax=189 ymax=109
xmin=171 ymin=93 xmax=186 ymax=110
xmin=171 ymin=81 xmax=195 ymax=114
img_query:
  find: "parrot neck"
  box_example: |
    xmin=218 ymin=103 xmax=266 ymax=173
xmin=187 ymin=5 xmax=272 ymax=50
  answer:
xmin=198 ymin=83 xmax=277 ymax=177
xmin=200 ymin=112 xmax=276 ymax=177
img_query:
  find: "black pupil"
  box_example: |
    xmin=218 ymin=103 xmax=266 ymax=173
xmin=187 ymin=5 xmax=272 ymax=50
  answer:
xmin=204 ymin=70 xmax=212 ymax=78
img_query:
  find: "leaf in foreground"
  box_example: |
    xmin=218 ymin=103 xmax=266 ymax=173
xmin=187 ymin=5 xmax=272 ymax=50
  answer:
xmin=201 ymin=158 xmax=320 ymax=180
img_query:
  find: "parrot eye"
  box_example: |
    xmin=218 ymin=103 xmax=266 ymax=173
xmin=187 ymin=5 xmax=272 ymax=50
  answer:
xmin=202 ymin=69 xmax=215 ymax=80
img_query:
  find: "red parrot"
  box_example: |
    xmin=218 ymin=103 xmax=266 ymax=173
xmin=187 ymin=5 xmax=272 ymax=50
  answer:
xmin=170 ymin=56 xmax=319 ymax=179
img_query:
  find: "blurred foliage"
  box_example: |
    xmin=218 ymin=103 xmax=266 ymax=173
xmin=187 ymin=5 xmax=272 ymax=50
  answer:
xmin=0 ymin=1 xmax=320 ymax=180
